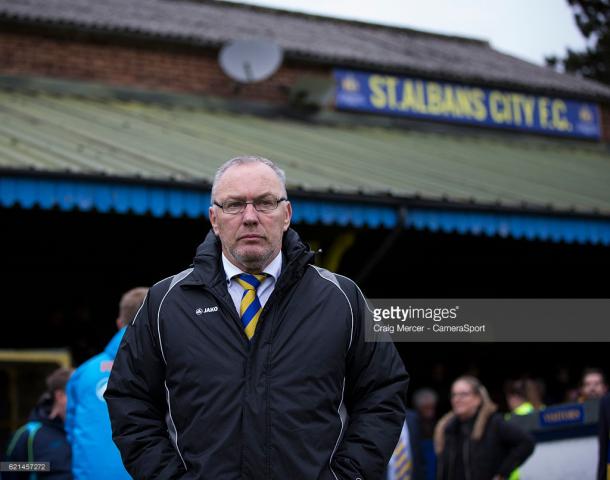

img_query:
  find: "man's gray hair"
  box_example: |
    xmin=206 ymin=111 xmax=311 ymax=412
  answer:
xmin=211 ymin=156 xmax=287 ymax=203
xmin=413 ymin=388 xmax=439 ymax=407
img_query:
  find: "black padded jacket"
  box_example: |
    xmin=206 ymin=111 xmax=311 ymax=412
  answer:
xmin=105 ymin=228 xmax=409 ymax=480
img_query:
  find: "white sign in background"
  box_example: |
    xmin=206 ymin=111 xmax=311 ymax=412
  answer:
xmin=520 ymin=436 xmax=597 ymax=480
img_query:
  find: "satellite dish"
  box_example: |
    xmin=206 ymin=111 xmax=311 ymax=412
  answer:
xmin=219 ymin=38 xmax=283 ymax=83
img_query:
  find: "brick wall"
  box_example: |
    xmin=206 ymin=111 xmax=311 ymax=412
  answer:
xmin=3 ymin=30 xmax=610 ymax=142
xmin=0 ymin=31 xmax=328 ymax=104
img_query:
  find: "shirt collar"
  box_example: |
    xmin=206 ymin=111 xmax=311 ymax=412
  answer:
xmin=222 ymin=251 xmax=282 ymax=284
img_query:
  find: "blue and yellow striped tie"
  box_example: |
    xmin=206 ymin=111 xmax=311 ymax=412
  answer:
xmin=391 ymin=430 xmax=412 ymax=480
xmin=235 ymin=273 xmax=267 ymax=340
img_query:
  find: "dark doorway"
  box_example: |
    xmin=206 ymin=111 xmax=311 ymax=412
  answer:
xmin=3 ymin=206 xmax=608 ymax=414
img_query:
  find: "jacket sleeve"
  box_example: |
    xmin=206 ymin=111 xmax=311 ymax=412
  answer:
xmin=104 ymin=289 xmax=187 ymax=479
xmin=330 ymin=277 xmax=409 ymax=480
xmin=495 ymin=415 xmax=535 ymax=477
xmin=64 ymin=373 xmax=78 ymax=446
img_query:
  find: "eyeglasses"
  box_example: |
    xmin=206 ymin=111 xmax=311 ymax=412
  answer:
xmin=451 ymin=391 xmax=475 ymax=399
xmin=213 ymin=197 xmax=287 ymax=214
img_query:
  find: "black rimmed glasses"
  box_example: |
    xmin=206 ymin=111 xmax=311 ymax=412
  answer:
xmin=213 ymin=196 xmax=287 ymax=214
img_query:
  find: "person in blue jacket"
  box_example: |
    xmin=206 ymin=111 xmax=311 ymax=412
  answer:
xmin=599 ymin=392 xmax=610 ymax=480
xmin=65 ymin=287 xmax=148 ymax=480
xmin=4 ymin=367 xmax=74 ymax=479
xmin=387 ymin=410 xmax=427 ymax=480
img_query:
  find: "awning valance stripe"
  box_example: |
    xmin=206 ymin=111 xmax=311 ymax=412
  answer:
xmin=2 ymin=175 xmax=609 ymax=245
xmin=407 ymin=209 xmax=610 ymax=245
xmin=0 ymin=176 xmax=399 ymax=228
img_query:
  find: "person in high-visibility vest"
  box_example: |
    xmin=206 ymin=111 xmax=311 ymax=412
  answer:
xmin=504 ymin=379 xmax=545 ymax=480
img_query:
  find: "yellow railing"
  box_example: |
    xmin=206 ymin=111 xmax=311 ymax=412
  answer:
xmin=0 ymin=349 xmax=72 ymax=435
xmin=0 ymin=350 xmax=72 ymax=368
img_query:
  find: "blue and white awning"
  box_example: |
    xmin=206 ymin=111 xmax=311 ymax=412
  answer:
xmin=2 ymin=175 xmax=609 ymax=245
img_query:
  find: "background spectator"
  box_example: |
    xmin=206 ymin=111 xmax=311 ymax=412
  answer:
xmin=413 ymin=388 xmax=439 ymax=439
xmin=65 ymin=287 xmax=148 ymax=480
xmin=4 ymin=367 xmax=74 ymax=480
xmin=580 ymin=368 xmax=608 ymax=402
xmin=598 ymin=392 xmax=610 ymax=480
xmin=434 ymin=375 xmax=534 ymax=480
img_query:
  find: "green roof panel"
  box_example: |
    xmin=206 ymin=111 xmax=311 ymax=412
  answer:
xmin=1 ymin=90 xmax=609 ymax=216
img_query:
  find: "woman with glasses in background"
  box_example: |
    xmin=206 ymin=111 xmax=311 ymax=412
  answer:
xmin=434 ymin=376 xmax=535 ymax=480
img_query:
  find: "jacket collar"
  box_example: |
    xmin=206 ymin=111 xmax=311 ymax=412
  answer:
xmin=182 ymin=228 xmax=314 ymax=292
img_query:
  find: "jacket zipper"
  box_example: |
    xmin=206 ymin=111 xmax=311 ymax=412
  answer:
xmin=463 ymin=437 xmax=471 ymax=480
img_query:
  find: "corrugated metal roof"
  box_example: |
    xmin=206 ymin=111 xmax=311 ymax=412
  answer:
xmin=1 ymin=0 xmax=609 ymax=100
xmin=1 ymin=89 xmax=610 ymax=216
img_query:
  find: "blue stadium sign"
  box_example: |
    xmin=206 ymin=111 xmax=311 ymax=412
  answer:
xmin=539 ymin=404 xmax=584 ymax=427
xmin=334 ymin=69 xmax=601 ymax=139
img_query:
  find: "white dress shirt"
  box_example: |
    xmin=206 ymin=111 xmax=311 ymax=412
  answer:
xmin=222 ymin=251 xmax=282 ymax=315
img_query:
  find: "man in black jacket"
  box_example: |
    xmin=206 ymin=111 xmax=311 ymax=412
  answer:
xmin=105 ymin=156 xmax=409 ymax=480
